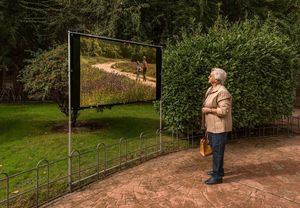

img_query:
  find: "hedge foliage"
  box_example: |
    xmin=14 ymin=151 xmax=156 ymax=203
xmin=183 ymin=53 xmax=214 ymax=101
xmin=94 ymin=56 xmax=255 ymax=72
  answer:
xmin=80 ymin=37 xmax=156 ymax=63
xmin=19 ymin=44 xmax=69 ymax=116
xmin=162 ymin=19 xmax=299 ymax=131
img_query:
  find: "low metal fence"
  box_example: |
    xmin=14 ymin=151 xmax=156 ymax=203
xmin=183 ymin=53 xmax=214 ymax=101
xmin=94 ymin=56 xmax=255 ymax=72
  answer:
xmin=0 ymin=116 xmax=299 ymax=208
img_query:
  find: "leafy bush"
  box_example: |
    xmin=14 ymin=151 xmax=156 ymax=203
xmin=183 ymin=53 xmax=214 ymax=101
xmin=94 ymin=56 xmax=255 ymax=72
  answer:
xmin=18 ymin=44 xmax=81 ymax=125
xmin=162 ymin=18 xmax=299 ymax=131
xmin=19 ymin=44 xmax=68 ymax=111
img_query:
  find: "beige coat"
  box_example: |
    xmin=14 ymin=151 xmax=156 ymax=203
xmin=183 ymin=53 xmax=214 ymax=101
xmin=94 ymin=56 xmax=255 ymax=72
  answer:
xmin=202 ymin=85 xmax=232 ymax=133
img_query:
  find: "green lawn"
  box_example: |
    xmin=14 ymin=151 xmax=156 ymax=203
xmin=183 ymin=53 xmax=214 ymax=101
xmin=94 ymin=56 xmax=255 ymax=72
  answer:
xmin=0 ymin=103 xmax=188 ymax=207
xmin=0 ymin=103 xmax=160 ymax=175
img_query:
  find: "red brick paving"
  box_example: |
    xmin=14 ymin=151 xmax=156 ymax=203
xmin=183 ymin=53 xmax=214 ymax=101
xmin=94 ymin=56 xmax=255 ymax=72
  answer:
xmin=46 ymin=135 xmax=300 ymax=208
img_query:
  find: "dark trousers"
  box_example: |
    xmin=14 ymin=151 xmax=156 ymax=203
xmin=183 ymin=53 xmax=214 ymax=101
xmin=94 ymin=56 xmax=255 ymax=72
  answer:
xmin=207 ymin=132 xmax=228 ymax=179
xmin=142 ymin=68 xmax=147 ymax=81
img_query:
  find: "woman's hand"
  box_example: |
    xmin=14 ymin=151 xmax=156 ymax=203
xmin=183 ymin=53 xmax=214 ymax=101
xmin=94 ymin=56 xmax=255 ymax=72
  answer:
xmin=202 ymin=107 xmax=211 ymax=114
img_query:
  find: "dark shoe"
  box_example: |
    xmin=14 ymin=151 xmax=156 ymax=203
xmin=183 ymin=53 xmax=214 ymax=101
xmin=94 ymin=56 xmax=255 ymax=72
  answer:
xmin=207 ymin=171 xmax=224 ymax=177
xmin=204 ymin=177 xmax=223 ymax=185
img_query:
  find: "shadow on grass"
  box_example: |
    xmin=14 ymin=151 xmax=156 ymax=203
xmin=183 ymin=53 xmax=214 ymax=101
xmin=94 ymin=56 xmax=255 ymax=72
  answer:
xmin=0 ymin=119 xmax=67 ymax=145
xmin=76 ymin=116 xmax=160 ymax=138
xmin=0 ymin=116 xmax=159 ymax=144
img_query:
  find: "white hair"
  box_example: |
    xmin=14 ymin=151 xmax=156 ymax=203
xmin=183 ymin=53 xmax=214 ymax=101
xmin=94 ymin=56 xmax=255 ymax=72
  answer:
xmin=212 ymin=68 xmax=227 ymax=85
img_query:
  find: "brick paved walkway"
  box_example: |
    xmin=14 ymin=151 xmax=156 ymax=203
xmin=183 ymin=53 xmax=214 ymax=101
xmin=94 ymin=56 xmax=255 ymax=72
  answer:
xmin=47 ymin=135 xmax=300 ymax=208
xmin=293 ymin=108 xmax=300 ymax=116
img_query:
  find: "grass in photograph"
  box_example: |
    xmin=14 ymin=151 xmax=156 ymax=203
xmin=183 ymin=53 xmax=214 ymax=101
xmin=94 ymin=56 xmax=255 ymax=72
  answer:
xmin=80 ymin=56 xmax=116 ymax=66
xmin=80 ymin=56 xmax=156 ymax=107
xmin=80 ymin=68 xmax=155 ymax=106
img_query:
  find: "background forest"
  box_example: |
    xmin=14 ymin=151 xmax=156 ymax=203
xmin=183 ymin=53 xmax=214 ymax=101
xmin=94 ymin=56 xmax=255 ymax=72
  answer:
xmin=1 ymin=0 xmax=299 ymax=76
xmin=1 ymin=0 xmax=299 ymax=128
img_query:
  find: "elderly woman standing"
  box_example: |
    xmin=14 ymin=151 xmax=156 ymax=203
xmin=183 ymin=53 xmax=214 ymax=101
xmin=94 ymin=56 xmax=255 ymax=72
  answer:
xmin=202 ymin=68 xmax=232 ymax=185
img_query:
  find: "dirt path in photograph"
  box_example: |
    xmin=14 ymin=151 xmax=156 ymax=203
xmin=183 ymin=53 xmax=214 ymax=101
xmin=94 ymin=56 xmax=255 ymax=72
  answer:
xmin=92 ymin=62 xmax=156 ymax=88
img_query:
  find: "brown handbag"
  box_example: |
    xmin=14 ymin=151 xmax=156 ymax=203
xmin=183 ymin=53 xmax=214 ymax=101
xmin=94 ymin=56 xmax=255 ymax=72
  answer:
xmin=200 ymin=134 xmax=212 ymax=157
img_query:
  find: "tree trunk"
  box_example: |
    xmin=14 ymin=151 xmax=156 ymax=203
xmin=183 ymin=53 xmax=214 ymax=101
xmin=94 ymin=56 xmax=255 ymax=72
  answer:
xmin=71 ymin=109 xmax=78 ymax=127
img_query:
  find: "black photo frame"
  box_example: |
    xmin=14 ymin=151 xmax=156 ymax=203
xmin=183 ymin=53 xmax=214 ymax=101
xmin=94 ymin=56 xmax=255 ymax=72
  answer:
xmin=69 ymin=32 xmax=162 ymax=111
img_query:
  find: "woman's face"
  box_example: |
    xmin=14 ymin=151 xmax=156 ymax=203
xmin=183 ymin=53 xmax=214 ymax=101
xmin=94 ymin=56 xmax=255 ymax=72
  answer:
xmin=208 ymin=71 xmax=217 ymax=85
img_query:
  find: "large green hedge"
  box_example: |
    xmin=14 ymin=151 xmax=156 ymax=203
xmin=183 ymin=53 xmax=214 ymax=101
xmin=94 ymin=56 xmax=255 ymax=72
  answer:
xmin=162 ymin=19 xmax=299 ymax=131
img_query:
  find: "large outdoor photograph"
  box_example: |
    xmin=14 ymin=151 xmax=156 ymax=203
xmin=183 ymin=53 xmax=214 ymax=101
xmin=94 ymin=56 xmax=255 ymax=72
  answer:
xmin=80 ymin=37 xmax=157 ymax=107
